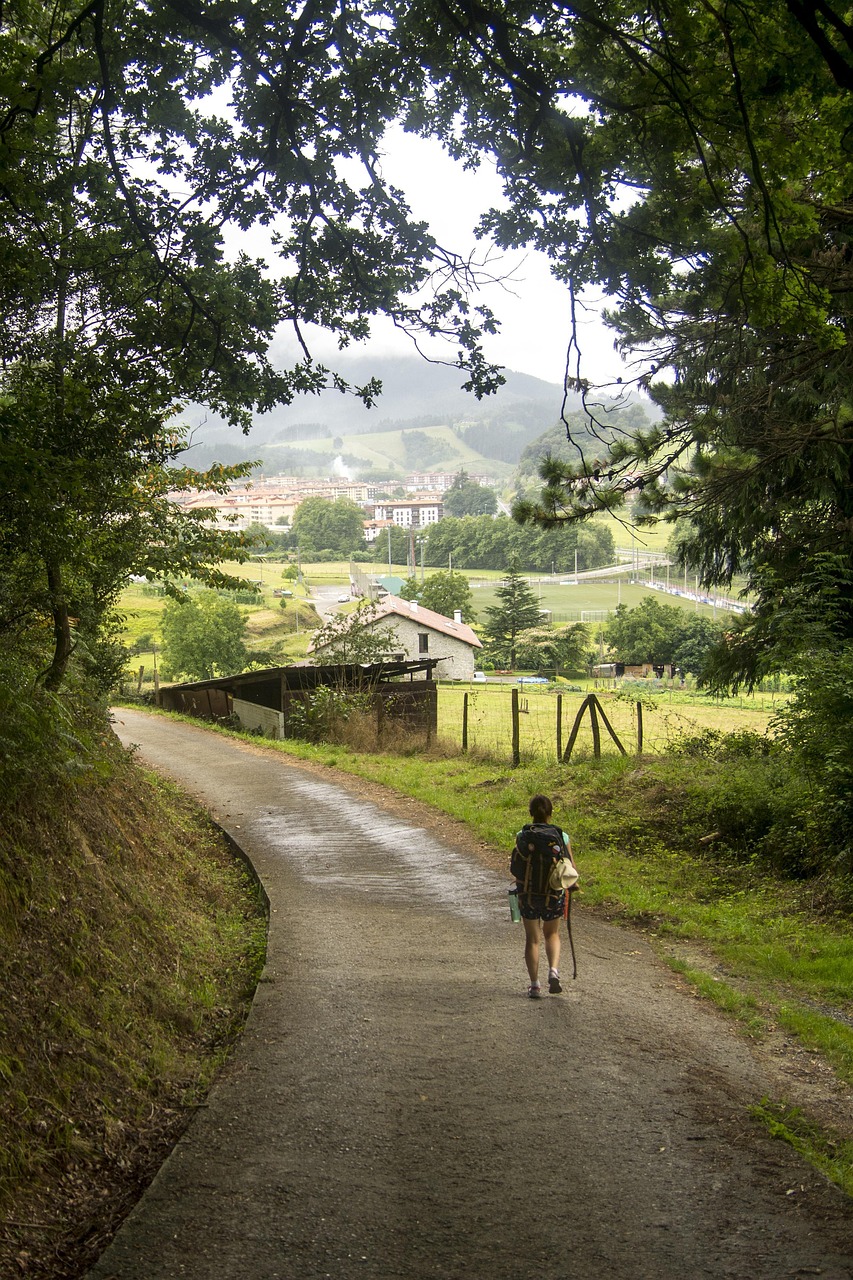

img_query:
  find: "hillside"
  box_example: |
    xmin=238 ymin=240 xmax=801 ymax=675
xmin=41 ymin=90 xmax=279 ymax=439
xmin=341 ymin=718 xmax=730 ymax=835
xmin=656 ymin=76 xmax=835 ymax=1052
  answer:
xmin=0 ymin=733 xmax=266 ymax=1277
xmin=177 ymin=355 xmax=658 ymax=480
xmin=253 ymin=423 xmax=517 ymax=480
xmin=179 ymin=355 xmax=575 ymax=475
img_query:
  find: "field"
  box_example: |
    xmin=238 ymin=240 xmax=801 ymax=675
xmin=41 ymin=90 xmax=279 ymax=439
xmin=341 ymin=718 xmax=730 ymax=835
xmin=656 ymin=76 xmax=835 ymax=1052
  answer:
xmin=118 ymin=557 xmax=756 ymax=716
xmin=435 ymin=681 xmax=780 ymax=763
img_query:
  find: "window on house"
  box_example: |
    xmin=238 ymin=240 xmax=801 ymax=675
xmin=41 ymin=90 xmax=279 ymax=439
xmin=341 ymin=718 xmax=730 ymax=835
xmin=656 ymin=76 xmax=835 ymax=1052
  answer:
xmin=418 ymin=633 xmax=429 ymax=653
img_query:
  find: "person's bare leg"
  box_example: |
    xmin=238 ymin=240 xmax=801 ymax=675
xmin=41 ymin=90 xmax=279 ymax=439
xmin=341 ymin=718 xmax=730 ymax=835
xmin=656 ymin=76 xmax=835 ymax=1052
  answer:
xmin=544 ymin=918 xmax=562 ymax=990
xmin=523 ymin=917 xmax=542 ymax=984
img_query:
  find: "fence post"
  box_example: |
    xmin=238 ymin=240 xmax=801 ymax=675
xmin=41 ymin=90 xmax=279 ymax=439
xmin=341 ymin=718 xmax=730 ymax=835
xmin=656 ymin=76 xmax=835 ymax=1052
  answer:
xmin=462 ymin=691 xmax=469 ymax=753
xmin=589 ymin=697 xmax=601 ymax=758
xmin=556 ymin=693 xmax=563 ymax=763
xmin=511 ymin=688 xmax=520 ymax=767
xmin=562 ymin=695 xmax=591 ymax=763
xmin=590 ymin=695 xmax=627 ymax=756
xmin=376 ymin=694 xmax=384 ymax=746
xmin=636 ymin=701 xmax=644 ymax=754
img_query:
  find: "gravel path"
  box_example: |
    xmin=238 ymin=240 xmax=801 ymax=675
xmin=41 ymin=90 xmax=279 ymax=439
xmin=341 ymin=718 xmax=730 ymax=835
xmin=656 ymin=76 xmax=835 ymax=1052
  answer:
xmin=88 ymin=710 xmax=852 ymax=1280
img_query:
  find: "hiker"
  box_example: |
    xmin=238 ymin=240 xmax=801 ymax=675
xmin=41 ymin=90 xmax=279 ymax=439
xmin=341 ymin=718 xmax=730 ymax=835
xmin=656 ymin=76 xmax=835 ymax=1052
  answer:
xmin=511 ymin=794 xmax=575 ymax=999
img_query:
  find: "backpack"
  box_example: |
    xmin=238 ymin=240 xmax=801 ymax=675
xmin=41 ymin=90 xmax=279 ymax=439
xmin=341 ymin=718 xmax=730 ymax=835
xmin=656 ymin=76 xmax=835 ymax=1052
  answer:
xmin=511 ymin=823 xmax=569 ymax=897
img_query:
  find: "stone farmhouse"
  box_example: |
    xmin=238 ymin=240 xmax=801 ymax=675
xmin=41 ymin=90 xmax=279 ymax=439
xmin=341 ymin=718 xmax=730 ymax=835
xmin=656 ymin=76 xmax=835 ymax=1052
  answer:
xmin=312 ymin=594 xmax=482 ymax=681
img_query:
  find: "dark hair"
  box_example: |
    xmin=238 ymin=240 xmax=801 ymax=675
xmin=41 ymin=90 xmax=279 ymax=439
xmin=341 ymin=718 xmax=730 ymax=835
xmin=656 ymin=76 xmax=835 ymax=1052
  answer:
xmin=529 ymin=794 xmax=553 ymax=822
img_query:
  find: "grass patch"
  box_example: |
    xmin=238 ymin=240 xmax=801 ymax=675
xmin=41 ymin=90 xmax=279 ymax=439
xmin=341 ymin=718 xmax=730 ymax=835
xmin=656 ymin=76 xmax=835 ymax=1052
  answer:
xmin=752 ymin=1101 xmax=853 ymax=1197
xmin=775 ymin=1003 xmax=853 ymax=1086
xmin=661 ymin=958 xmax=766 ymax=1035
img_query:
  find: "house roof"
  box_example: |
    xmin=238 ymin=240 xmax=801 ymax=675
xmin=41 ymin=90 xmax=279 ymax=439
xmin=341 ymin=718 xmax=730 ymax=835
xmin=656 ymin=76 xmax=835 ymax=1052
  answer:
xmin=367 ymin=594 xmax=482 ymax=649
xmin=159 ymin=658 xmax=442 ymax=696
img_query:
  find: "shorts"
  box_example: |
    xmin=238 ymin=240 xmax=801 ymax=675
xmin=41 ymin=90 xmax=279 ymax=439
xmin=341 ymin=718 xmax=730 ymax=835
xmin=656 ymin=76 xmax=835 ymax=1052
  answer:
xmin=517 ymin=891 xmax=566 ymax=921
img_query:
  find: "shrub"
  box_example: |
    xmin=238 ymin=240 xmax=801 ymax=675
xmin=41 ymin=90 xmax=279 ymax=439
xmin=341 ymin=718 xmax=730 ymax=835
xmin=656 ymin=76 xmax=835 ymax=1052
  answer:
xmin=772 ymin=645 xmax=853 ymax=874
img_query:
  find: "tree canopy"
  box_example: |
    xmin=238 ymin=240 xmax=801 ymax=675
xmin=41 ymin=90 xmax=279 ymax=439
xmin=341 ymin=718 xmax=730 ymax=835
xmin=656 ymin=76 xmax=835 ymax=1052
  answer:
xmin=442 ymin=472 xmax=498 ymax=518
xmin=310 ymin=603 xmax=401 ymax=665
xmin=399 ymin=569 xmax=475 ymax=621
xmin=490 ymin=1 xmax=852 ymax=684
xmin=291 ymin=497 xmax=367 ymax=558
xmin=3 ymin=0 xmax=852 ymax=705
xmin=604 ymin=600 xmax=724 ymax=674
xmin=160 ymin=592 xmax=249 ymax=682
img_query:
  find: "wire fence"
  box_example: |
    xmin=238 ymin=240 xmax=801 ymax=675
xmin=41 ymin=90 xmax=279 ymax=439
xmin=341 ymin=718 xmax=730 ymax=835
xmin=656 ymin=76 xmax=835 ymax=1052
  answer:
xmin=435 ymin=685 xmax=778 ymax=764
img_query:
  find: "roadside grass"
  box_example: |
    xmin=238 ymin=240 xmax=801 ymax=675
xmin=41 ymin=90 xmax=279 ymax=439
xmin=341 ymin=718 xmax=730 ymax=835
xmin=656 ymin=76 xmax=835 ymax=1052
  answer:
xmin=661 ymin=960 xmax=766 ymax=1035
xmin=751 ymin=1102 xmax=853 ymax=1198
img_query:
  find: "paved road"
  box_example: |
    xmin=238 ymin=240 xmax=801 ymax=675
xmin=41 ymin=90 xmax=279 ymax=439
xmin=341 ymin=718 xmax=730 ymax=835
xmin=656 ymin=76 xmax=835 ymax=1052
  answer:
xmin=88 ymin=710 xmax=852 ymax=1280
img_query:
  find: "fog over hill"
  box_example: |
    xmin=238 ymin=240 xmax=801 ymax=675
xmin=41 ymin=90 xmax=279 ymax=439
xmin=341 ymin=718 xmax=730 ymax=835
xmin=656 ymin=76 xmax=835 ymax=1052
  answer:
xmin=184 ymin=355 xmax=572 ymax=444
xmin=178 ymin=354 xmax=652 ymax=476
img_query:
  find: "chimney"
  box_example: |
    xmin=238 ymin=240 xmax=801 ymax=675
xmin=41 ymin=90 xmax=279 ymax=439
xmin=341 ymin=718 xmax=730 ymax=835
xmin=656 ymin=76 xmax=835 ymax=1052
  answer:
xmin=411 ymin=601 xmax=418 ymax=612
xmin=454 ymin=610 xmax=463 ymax=624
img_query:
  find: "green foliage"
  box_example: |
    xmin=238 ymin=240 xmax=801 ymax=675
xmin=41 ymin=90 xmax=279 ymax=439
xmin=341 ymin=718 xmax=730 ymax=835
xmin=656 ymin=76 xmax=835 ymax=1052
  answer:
xmin=160 ymin=593 xmax=249 ymax=682
xmin=401 ymin=429 xmax=449 ymax=471
xmin=422 ymin=514 xmax=614 ymax=573
xmin=291 ymin=497 xmax=367 ymax=558
xmin=605 ymin=599 xmax=724 ymax=673
xmin=399 ymin=569 xmax=475 ymax=621
xmin=482 ymin=564 xmax=542 ymax=667
xmin=287 ymin=685 xmax=373 ymax=744
xmin=772 ymin=645 xmax=853 ymax=872
xmin=442 ymin=471 xmax=497 ymax=517
xmin=514 ymin=624 xmax=591 ymax=676
xmin=310 ymin=601 xmax=401 ymax=664
xmin=0 ymin=649 xmax=114 ymax=803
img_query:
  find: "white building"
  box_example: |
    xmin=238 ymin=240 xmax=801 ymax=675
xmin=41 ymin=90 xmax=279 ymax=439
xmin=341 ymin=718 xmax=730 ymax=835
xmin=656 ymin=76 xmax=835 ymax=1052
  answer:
xmin=362 ymin=595 xmax=482 ymax=680
xmin=404 ymin=471 xmax=494 ymax=492
xmin=371 ymin=497 xmax=443 ymax=528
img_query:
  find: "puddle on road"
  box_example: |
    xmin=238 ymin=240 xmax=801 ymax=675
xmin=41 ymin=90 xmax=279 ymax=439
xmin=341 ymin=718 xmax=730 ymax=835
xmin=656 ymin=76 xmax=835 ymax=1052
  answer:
xmin=251 ymin=774 xmax=506 ymax=923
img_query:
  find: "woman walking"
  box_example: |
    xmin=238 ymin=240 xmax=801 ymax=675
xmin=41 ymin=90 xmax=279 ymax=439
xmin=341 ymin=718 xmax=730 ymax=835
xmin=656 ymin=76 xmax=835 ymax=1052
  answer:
xmin=511 ymin=794 xmax=575 ymax=998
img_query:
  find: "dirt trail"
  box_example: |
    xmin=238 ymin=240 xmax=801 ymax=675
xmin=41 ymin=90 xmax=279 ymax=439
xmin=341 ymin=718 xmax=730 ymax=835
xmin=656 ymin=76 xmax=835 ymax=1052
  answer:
xmin=88 ymin=710 xmax=852 ymax=1280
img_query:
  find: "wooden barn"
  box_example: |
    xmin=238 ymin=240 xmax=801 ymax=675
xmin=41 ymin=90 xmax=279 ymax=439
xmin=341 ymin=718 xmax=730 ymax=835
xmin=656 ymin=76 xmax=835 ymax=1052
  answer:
xmin=156 ymin=659 xmax=440 ymax=739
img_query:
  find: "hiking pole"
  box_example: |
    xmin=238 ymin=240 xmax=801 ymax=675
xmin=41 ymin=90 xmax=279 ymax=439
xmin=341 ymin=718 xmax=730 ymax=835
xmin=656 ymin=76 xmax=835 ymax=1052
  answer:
xmin=565 ymin=888 xmax=578 ymax=979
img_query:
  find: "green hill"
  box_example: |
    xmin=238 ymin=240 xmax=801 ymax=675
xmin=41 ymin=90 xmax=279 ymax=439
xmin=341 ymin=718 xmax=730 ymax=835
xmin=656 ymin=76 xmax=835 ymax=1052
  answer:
xmin=256 ymin=423 xmax=515 ymax=479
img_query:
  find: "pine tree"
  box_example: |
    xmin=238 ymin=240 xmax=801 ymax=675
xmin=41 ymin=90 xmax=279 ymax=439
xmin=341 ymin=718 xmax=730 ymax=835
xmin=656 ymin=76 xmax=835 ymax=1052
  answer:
xmin=483 ymin=565 xmax=541 ymax=668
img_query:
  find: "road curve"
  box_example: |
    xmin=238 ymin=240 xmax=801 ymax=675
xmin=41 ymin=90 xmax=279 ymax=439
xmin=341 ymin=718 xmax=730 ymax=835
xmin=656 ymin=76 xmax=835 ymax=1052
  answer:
xmin=88 ymin=709 xmax=852 ymax=1280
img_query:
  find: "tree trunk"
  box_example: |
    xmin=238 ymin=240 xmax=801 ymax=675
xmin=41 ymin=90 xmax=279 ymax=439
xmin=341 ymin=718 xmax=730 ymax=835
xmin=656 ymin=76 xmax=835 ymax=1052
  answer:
xmin=42 ymin=561 xmax=73 ymax=691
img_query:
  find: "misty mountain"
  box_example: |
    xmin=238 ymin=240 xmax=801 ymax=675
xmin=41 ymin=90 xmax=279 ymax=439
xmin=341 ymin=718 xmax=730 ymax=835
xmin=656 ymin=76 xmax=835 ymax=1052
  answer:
xmin=183 ymin=354 xmax=574 ymax=448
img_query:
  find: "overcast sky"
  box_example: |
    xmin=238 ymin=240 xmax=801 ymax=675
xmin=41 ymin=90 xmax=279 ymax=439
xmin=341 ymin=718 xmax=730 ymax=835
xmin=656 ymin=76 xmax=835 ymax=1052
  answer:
xmin=374 ymin=127 xmax=627 ymax=387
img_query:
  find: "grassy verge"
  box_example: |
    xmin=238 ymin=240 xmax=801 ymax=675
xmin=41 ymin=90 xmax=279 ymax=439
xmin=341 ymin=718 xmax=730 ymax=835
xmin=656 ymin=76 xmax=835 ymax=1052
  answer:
xmin=751 ymin=1103 xmax=853 ymax=1198
xmin=0 ymin=746 xmax=267 ymax=1277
